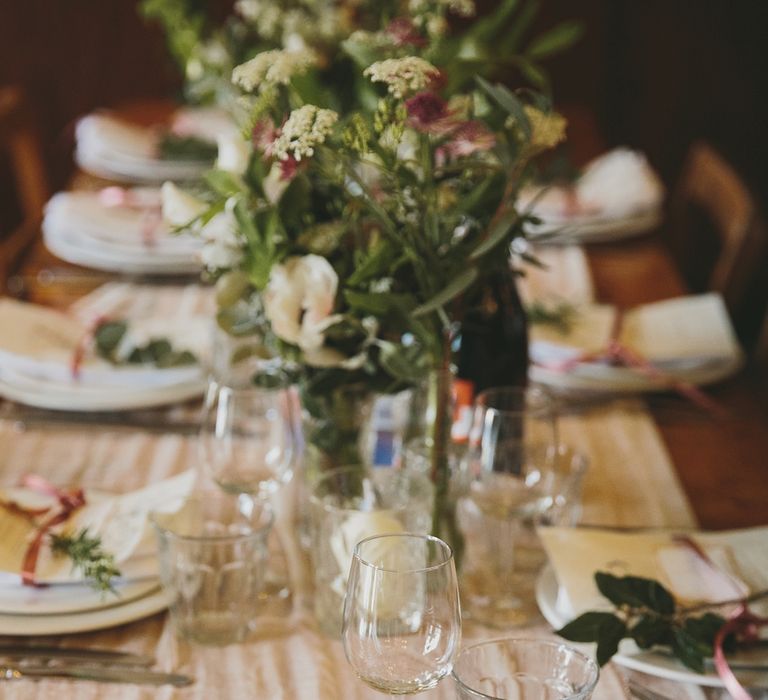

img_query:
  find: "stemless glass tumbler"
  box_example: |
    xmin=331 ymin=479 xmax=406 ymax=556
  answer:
xmin=342 ymin=533 xmax=462 ymax=696
xmin=151 ymin=492 xmax=273 ymax=646
xmin=452 ymin=638 xmax=599 ymax=700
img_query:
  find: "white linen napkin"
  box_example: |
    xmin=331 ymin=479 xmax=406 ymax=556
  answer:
xmin=43 ymin=190 xmax=202 ymax=255
xmin=530 ymin=293 xmax=742 ymax=372
xmin=0 ymin=298 xmax=209 ymax=387
xmin=0 ymin=470 xmax=196 ymax=585
xmin=519 ymin=147 xmax=664 ymax=223
xmin=538 ymin=526 xmax=768 ymax=617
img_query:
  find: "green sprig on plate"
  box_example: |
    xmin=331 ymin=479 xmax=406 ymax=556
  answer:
xmin=556 ymin=571 xmax=736 ymax=671
xmin=94 ymin=320 xmax=197 ymax=369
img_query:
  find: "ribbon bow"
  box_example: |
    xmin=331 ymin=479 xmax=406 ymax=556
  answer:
xmin=1 ymin=475 xmax=86 ymax=586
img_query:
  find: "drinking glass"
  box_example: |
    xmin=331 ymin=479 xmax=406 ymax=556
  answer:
xmin=198 ymin=382 xmax=295 ymax=599
xmin=458 ymin=386 xmax=560 ymax=627
xmin=452 ymin=638 xmax=599 ymax=699
xmin=199 ymin=382 xmax=295 ymax=498
xmin=342 ymin=533 xmax=461 ymax=696
xmin=151 ymin=491 xmax=273 ymax=645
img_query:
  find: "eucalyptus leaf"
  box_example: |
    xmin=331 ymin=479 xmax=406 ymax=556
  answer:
xmin=469 ymin=209 xmax=519 ymax=260
xmin=526 ymin=21 xmax=584 ymax=59
xmin=94 ymin=321 xmax=127 ymax=359
xmin=411 ymin=267 xmax=478 ymax=317
xmin=157 ymin=134 xmax=217 ymax=162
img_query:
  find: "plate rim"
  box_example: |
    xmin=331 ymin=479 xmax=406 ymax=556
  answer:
xmin=0 ymin=586 xmax=169 ymax=635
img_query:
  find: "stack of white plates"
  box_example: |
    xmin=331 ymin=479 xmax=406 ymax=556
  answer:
xmin=43 ymin=190 xmax=202 ymax=275
xmin=520 ymin=148 xmax=665 ymax=244
xmin=75 ymin=113 xmax=212 ymax=183
xmin=0 ymin=298 xmax=209 ymax=411
xmin=0 ymin=577 xmax=168 ymax=636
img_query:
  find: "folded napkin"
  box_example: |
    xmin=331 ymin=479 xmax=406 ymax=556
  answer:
xmin=0 ymin=470 xmax=196 ymax=585
xmin=0 ymin=298 xmax=209 ymax=388
xmin=530 ymin=293 xmax=742 ymax=373
xmin=170 ymin=106 xmax=239 ymax=142
xmin=43 ymin=190 xmax=202 ymax=255
xmin=539 ymin=525 xmax=768 ymax=617
xmin=519 ymin=148 xmax=664 ymax=224
xmin=75 ymin=113 xmax=213 ymax=182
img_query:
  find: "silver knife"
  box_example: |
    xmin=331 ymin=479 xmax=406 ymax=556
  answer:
xmin=0 ymin=646 xmax=154 ymax=667
xmin=1 ymin=664 xmax=193 ymax=687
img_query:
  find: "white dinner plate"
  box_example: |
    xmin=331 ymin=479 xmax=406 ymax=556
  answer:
xmin=0 ymin=578 xmax=159 ymax=616
xmin=76 ymin=149 xmax=209 ymax=184
xmin=530 ymin=353 xmax=743 ymax=395
xmin=0 ymin=586 xmax=169 ymax=636
xmin=536 ymin=564 xmax=768 ymax=689
xmin=0 ymin=370 xmax=205 ymax=411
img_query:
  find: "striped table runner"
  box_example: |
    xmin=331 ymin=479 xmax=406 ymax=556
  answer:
xmin=0 ymin=258 xmax=705 ymax=699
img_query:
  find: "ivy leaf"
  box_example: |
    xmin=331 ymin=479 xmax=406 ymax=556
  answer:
xmin=595 ymin=572 xmax=676 ymax=615
xmin=411 ymin=267 xmax=478 ymax=317
xmin=671 ymin=627 xmax=708 ymax=673
xmin=630 ymin=615 xmax=674 ymax=649
xmin=684 ymin=613 xmax=727 ymax=655
xmin=557 ymin=611 xmax=627 ymax=666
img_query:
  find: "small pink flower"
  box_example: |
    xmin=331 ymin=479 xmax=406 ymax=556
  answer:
xmin=252 ymin=119 xmax=278 ymax=155
xmin=436 ymin=121 xmax=496 ymax=165
xmin=385 ymin=18 xmax=427 ymax=47
xmin=279 ymin=155 xmax=300 ymax=181
xmin=405 ymin=91 xmax=457 ymax=135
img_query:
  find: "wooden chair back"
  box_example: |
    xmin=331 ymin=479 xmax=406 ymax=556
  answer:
xmin=667 ymin=142 xmax=766 ymax=324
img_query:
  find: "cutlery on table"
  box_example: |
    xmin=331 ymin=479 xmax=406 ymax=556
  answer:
xmin=0 ymin=646 xmax=154 ymax=667
xmin=1 ymin=664 xmax=193 ymax=687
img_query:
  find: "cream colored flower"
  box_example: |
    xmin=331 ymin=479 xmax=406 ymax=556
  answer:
xmin=272 ymin=105 xmax=339 ymax=161
xmin=264 ymin=254 xmax=338 ymax=351
xmin=216 ymin=133 xmax=251 ymax=175
xmin=364 ymin=57 xmax=439 ymax=99
xmin=160 ymin=182 xmax=207 ymax=227
xmin=232 ymin=48 xmax=316 ymax=92
xmin=199 ymin=198 xmax=244 ymax=270
xmin=524 ymin=106 xmax=567 ymax=150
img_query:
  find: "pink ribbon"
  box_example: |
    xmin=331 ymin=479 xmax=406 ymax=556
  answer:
xmin=98 ymin=187 xmax=162 ymax=247
xmin=0 ymin=475 xmax=86 ymax=587
xmin=674 ymin=535 xmax=768 ymax=697
xmin=70 ymin=314 xmax=108 ymax=380
xmin=536 ymin=309 xmax=726 ymax=416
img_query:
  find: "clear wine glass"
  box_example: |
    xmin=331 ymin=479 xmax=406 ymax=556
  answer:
xmin=342 ymin=533 xmax=461 ymax=697
xmin=198 ymin=381 xmax=295 ymax=600
xmin=199 ymin=382 xmax=294 ymax=498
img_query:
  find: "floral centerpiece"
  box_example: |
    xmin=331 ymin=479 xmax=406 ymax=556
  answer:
xmin=155 ymin=0 xmax=578 ymax=543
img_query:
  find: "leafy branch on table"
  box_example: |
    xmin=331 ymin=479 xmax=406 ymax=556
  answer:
xmin=557 ymin=571 xmax=768 ymax=671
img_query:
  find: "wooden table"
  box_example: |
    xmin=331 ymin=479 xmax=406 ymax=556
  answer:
xmin=4 ymin=100 xmax=768 ymax=533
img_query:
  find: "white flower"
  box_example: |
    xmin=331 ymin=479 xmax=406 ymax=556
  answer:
xmin=263 ymin=162 xmax=290 ymax=203
xmin=160 ymin=182 xmax=207 ymax=227
xmin=216 ymin=133 xmax=251 ymax=175
xmin=272 ymin=105 xmax=339 ymax=161
xmin=199 ymin=198 xmax=244 ymax=270
xmin=364 ymin=57 xmax=439 ymax=99
xmin=232 ymin=48 xmax=316 ymax=92
xmin=264 ymin=255 xmax=338 ymax=351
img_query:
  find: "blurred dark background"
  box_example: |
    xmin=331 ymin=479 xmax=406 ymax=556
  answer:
xmin=1 ymin=0 xmax=767 ymax=335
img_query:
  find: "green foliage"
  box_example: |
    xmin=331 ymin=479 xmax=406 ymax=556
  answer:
xmin=94 ymin=320 xmax=197 ymax=368
xmin=50 ymin=529 xmax=121 ymax=595
xmin=557 ymin=572 xmax=731 ymax=671
xmin=158 ymin=134 xmax=218 ymax=162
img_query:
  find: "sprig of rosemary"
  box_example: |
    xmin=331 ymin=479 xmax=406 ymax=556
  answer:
xmin=557 ymin=571 xmax=768 ymax=671
xmin=49 ymin=528 xmax=121 ymax=595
